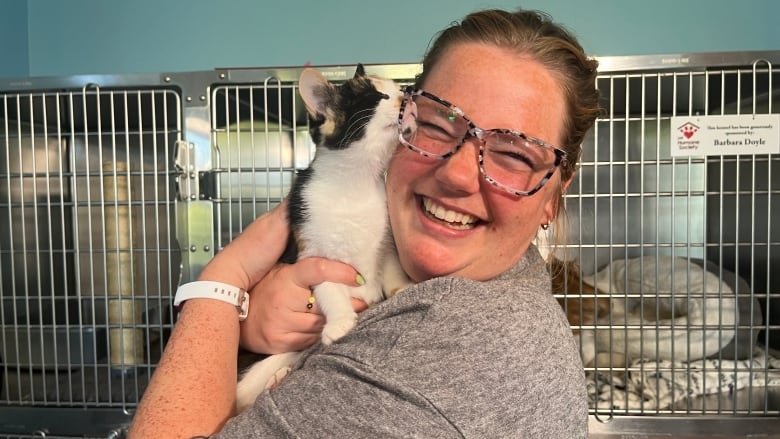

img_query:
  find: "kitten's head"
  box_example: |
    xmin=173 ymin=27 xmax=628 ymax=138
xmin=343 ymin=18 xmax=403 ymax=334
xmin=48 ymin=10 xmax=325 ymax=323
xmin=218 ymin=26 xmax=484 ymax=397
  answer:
xmin=298 ymin=64 xmax=402 ymax=156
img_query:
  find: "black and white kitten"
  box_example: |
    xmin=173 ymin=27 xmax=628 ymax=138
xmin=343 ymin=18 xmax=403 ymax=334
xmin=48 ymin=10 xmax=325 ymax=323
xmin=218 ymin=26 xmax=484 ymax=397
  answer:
xmin=235 ymin=65 xmax=412 ymax=412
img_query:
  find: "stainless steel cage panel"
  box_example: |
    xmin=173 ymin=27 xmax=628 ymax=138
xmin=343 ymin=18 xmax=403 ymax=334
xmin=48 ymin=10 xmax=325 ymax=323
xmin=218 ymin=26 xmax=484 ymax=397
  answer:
xmin=565 ymin=52 xmax=780 ymax=437
xmin=208 ymin=74 xmax=312 ymax=247
xmin=0 ymin=75 xmax=185 ymax=437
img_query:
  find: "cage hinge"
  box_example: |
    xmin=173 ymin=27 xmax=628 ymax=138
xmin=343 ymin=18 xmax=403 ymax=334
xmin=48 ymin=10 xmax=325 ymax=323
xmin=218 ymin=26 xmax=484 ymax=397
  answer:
xmin=174 ymin=140 xmax=200 ymax=201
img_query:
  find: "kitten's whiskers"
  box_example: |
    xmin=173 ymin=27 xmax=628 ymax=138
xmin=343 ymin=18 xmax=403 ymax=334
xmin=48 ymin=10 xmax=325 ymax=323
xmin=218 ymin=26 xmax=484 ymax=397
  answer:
xmin=338 ymin=109 xmax=373 ymax=149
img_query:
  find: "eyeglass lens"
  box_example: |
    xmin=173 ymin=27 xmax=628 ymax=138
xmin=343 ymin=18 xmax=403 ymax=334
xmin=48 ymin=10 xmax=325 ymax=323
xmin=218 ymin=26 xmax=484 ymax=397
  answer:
xmin=400 ymin=92 xmax=560 ymax=194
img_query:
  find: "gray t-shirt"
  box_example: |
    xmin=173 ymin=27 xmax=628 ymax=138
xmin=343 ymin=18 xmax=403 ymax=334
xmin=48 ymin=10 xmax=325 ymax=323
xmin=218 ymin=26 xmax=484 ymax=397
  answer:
xmin=215 ymin=246 xmax=587 ymax=438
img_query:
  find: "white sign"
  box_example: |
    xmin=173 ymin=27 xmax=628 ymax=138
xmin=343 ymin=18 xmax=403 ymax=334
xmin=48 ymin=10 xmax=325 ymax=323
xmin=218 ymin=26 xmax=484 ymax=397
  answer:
xmin=670 ymin=114 xmax=780 ymax=157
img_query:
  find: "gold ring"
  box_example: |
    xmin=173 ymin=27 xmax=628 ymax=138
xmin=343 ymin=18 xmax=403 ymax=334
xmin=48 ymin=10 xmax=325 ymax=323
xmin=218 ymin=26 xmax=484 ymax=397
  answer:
xmin=306 ymin=291 xmax=316 ymax=311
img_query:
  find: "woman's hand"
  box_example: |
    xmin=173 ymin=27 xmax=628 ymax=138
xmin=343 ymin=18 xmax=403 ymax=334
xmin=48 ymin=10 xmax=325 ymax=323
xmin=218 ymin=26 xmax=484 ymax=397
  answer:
xmin=240 ymin=258 xmax=368 ymax=354
xmin=198 ymin=199 xmax=367 ymax=354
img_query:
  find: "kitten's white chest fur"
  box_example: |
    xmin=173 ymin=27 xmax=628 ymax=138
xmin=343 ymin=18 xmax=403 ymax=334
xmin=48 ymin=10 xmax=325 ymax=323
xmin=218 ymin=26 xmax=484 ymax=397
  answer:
xmin=235 ymin=66 xmax=411 ymax=413
xmin=298 ymin=171 xmax=389 ymax=338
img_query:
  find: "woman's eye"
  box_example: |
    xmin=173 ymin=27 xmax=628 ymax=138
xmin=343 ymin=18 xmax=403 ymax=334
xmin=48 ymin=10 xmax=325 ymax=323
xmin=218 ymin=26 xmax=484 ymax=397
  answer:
xmin=418 ymin=120 xmax=457 ymax=140
xmin=496 ymin=150 xmax=534 ymax=167
xmin=490 ymin=141 xmax=543 ymax=171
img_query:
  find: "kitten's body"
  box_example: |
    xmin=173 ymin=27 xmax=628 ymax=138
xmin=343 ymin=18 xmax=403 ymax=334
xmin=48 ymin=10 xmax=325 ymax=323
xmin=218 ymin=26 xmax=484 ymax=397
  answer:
xmin=235 ymin=65 xmax=410 ymax=413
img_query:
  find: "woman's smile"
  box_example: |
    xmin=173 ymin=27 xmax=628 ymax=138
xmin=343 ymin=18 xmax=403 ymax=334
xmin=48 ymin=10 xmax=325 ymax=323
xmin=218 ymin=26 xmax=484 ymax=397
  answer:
xmin=420 ymin=196 xmax=480 ymax=230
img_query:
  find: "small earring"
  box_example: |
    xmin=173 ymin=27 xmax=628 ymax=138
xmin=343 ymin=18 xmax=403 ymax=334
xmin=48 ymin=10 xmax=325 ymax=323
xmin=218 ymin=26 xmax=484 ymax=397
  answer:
xmin=541 ymin=223 xmax=550 ymax=230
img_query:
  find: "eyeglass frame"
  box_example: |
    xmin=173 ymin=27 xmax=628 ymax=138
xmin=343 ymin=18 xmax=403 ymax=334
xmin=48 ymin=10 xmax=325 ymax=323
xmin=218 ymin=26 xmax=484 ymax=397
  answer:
xmin=397 ymin=87 xmax=568 ymax=197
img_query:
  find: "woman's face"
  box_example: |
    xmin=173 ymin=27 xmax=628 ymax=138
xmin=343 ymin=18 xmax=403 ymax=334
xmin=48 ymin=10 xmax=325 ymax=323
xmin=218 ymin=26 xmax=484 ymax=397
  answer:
xmin=386 ymin=42 xmax=569 ymax=282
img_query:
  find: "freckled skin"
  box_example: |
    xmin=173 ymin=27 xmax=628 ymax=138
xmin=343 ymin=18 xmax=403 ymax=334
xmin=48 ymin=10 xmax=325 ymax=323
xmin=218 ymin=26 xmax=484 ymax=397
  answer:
xmin=386 ymin=43 xmax=568 ymax=283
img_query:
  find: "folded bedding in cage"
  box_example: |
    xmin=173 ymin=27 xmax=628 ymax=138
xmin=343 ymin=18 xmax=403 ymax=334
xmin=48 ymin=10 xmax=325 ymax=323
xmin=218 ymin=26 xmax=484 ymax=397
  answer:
xmin=579 ymin=256 xmax=762 ymax=368
xmin=579 ymin=255 xmax=774 ymax=411
xmin=586 ymin=346 xmax=780 ymax=410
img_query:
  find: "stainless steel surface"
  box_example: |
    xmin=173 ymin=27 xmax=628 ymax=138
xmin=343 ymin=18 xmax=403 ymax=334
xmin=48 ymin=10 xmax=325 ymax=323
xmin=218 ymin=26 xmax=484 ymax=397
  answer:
xmin=590 ymin=410 xmax=780 ymax=438
xmin=596 ymin=49 xmax=780 ymax=72
xmin=0 ymin=52 xmax=778 ymax=437
xmin=1 ymin=84 xmax=182 ymax=436
xmin=567 ymin=51 xmax=780 ymax=437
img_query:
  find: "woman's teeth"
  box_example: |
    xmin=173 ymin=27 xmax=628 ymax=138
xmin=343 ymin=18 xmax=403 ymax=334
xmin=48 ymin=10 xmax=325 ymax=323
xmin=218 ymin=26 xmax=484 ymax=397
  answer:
xmin=422 ymin=198 xmax=478 ymax=230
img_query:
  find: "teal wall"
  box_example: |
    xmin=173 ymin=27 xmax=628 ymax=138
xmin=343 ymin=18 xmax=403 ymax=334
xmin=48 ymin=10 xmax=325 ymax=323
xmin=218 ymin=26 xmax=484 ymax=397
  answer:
xmin=4 ymin=0 xmax=780 ymax=78
xmin=1 ymin=0 xmax=29 ymax=78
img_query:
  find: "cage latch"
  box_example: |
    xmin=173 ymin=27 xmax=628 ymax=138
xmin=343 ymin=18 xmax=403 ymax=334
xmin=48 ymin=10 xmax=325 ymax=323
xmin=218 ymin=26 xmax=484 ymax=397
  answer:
xmin=174 ymin=140 xmax=199 ymax=201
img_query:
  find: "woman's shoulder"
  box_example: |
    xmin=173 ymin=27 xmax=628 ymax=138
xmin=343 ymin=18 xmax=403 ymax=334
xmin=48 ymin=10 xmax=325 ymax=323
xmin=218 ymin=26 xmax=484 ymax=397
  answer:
xmin=407 ymin=247 xmax=565 ymax=325
xmin=348 ymin=248 xmax=587 ymax=437
xmin=359 ymin=246 xmax=575 ymax=362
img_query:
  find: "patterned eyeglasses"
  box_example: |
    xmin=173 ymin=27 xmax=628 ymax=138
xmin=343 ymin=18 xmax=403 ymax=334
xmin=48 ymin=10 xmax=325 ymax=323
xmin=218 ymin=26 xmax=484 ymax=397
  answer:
xmin=398 ymin=87 xmax=567 ymax=196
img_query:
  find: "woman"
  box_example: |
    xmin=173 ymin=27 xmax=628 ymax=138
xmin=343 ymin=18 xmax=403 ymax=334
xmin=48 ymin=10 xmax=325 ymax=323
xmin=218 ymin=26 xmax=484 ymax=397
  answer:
xmin=129 ymin=8 xmax=600 ymax=438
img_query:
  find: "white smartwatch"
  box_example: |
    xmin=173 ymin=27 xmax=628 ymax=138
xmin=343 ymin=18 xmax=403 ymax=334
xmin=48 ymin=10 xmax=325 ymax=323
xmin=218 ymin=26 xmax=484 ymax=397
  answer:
xmin=173 ymin=281 xmax=249 ymax=321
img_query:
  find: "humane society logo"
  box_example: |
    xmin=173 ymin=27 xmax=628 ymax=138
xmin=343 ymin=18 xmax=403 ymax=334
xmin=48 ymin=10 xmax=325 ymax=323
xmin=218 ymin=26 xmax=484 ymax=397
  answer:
xmin=679 ymin=122 xmax=698 ymax=139
xmin=675 ymin=122 xmax=700 ymax=150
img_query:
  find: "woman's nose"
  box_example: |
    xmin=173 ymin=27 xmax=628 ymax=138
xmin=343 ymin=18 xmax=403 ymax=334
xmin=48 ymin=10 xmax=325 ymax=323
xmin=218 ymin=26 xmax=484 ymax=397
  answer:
xmin=433 ymin=139 xmax=481 ymax=194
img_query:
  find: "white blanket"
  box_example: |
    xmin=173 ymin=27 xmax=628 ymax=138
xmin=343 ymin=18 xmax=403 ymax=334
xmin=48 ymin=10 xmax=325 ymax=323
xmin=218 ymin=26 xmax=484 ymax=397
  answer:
xmin=587 ymin=347 xmax=780 ymax=410
xmin=580 ymin=256 xmax=738 ymax=367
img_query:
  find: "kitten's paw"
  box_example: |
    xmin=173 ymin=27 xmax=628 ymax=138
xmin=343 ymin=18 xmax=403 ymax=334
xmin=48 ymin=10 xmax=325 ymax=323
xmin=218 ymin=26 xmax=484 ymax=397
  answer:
xmin=321 ymin=316 xmax=357 ymax=345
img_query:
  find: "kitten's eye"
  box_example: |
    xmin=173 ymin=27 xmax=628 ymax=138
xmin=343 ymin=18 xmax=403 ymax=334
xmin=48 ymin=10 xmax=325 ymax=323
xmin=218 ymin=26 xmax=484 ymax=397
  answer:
xmin=379 ymin=93 xmax=390 ymax=100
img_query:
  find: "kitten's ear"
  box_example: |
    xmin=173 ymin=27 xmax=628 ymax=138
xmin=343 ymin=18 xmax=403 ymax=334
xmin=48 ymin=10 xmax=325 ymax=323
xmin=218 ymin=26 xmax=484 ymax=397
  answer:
xmin=299 ymin=68 xmax=335 ymax=119
xmin=354 ymin=63 xmax=366 ymax=78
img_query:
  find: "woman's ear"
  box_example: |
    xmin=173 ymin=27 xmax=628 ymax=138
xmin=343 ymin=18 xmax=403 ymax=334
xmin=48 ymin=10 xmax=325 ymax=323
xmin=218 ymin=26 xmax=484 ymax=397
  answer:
xmin=543 ymin=174 xmax=574 ymax=223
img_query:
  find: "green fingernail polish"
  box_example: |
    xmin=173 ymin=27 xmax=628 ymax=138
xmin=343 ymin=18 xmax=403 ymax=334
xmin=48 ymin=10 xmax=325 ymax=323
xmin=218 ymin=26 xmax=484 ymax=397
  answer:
xmin=356 ymin=274 xmax=366 ymax=285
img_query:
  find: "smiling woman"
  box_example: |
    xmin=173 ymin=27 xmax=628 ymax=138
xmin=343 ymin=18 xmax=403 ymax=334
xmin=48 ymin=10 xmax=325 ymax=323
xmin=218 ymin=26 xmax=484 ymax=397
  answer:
xmin=386 ymin=44 xmax=568 ymax=282
xmin=129 ymin=8 xmax=600 ymax=438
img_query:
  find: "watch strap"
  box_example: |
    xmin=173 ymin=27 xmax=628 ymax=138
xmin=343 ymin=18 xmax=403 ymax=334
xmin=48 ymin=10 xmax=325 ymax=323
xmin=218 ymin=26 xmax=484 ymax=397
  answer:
xmin=174 ymin=281 xmax=249 ymax=321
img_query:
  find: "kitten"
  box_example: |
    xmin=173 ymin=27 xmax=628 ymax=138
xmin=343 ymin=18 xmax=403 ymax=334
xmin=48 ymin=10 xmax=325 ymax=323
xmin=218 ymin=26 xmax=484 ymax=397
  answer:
xmin=548 ymin=257 xmax=610 ymax=367
xmin=235 ymin=65 xmax=411 ymax=413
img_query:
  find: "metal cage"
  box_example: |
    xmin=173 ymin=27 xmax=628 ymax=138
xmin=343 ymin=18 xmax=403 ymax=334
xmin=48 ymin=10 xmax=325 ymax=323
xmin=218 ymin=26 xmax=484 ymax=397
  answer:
xmin=0 ymin=54 xmax=777 ymax=438
xmin=573 ymin=52 xmax=780 ymax=437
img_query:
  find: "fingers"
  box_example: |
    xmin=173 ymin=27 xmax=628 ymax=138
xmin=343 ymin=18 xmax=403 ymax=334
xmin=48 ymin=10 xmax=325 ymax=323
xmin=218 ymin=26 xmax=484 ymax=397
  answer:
xmin=351 ymin=298 xmax=368 ymax=313
xmin=287 ymin=259 xmax=369 ymax=317
xmin=289 ymin=257 xmax=363 ymax=290
xmin=238 ymin=256 xmax=367 ymax=355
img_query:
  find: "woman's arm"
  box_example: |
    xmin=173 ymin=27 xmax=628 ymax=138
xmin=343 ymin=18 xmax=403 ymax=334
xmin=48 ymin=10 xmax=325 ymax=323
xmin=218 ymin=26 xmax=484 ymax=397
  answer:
xmin=128 ymin=202 xmax=362 ymax=438
xmin=129 ymin=297 xmax=241 ymax=438
xmin=128 ymin=203 xmax=290 ymax=438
